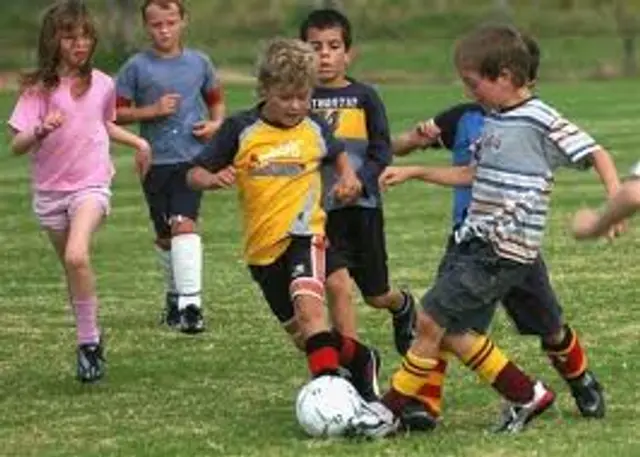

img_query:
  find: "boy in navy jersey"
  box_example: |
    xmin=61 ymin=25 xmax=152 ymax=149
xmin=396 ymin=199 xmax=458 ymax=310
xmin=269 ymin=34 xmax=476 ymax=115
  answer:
xmin=300 ymin=9 xmax=416 ymax=357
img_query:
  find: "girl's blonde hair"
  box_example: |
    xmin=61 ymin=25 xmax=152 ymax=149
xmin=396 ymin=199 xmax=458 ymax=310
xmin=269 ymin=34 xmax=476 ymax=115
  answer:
xmin=256 ymin=38 xmax=317 ymax=98
xmin=21 ymin=0 xmax=98 ymax=94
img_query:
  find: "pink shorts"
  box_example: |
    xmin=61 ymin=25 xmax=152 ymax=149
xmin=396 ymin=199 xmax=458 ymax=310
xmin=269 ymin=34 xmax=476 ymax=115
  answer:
xmin=33 ymin=187 xmax=111 ymax=231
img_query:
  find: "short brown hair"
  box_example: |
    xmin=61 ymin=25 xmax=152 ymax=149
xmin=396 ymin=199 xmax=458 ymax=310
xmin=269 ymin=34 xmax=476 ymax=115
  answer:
xmin=256 ymin=38 xmax=317 ymax=97
xmin=454 ymin=24 xmax=531 ymax=87
xmin=141 ymin=0 xmax=185 ymax=20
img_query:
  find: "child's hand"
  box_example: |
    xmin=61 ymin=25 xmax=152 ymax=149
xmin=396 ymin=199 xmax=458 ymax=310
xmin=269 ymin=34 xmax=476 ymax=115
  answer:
xmin=35 ymin=110 xmax=65 ymax=139
xmin=606 ymin=220 xmax=627 ymax=241
xmin=333 ymin=172 xmax=362 ymax=204
xmin=154 ymin=93 xmax=181 ymax=117
xmin=192 ymin=119 xmax=223 ymax=141
xmin=415 ymin=119 xmax=441 ymax=142
xmin=571 ymin=208 xmax=601 ymax=240
xmin=134 ymin=140 xmax=152 ymax=180
xmin=379 ymin=166 xmax=413 ymax=191
xmin=208 ymin=166 xmax=236 ymax=189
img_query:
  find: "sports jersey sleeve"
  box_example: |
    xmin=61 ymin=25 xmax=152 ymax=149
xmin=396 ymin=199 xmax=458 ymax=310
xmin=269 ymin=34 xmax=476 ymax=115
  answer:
xmin=115 ymin=58 xmax=138 ymax=106
xmin=359 ymin=87 xmax=392 ymax=193
xmin=311 ymin=115 xmax=344 ymax=162
xmin=8 ymin=89 xmax=45 ymax=133
xmin=546 ymin=115 xmax=598 ymax=169
xmin=193 ymin=116 xmax=241 ymax=171
xmin=433 ymin=103 xmax=483 ymax=150
xmin=200 ymin=53 xmax=223 ymax=107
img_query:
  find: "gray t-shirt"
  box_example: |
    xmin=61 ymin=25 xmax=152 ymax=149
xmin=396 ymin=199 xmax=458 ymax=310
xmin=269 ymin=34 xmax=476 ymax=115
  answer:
xmin=457 ymin=97 xmax=598 ymax=263
xmin=116 ymin=48 xmax=220 ymax=164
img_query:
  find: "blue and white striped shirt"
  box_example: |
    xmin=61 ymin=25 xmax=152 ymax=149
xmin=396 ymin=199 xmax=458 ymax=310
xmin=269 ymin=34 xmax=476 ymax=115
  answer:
xmin=457 ymin=97 xmax=599 ymax=263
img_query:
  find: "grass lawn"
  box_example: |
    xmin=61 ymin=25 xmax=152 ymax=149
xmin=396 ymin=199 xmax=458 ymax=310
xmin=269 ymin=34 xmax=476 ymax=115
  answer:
xmin=0 ymin=80 xmax=638 ymax=456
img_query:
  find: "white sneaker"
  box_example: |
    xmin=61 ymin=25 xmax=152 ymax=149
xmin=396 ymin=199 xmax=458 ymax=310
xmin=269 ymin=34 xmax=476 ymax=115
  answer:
xmin=347 ymin=401 xmax=399 ymax=439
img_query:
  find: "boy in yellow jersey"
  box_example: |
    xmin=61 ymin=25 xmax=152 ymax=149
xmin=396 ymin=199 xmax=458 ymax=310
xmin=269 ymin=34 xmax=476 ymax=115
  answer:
xmin=187 ymin=38 xmax=380 ymax=398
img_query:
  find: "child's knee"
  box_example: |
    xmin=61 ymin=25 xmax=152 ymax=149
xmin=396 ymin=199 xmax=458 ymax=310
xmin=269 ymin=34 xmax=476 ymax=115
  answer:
xmin=624 ymin=180 xmax=640 ymax=207
xmin=170 ymin=216 xmax=197 ymax=236
xmin=415 ymin=310 xmax=443 ymax=339
xmin=364 ymin=292 xmax=392 ymax=309
xmin=326 ymin=269 xmax=351 ymax=300
xmin=64 ymin=246 xmax=90 ymax=271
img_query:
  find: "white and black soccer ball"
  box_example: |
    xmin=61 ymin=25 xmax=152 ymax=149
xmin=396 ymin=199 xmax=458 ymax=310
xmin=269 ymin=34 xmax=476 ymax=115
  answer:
xmin=295 ymin=375 xmax=363 ymax=438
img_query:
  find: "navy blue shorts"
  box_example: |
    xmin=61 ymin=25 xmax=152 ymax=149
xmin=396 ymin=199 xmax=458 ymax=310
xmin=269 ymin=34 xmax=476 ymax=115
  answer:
xmin=431 ymin=236 xmax=563 ymax=336
xmin=142 ymin=163 xmax=203 ymax=239
xmin=325 ymin=207 xmax=390 ymax=298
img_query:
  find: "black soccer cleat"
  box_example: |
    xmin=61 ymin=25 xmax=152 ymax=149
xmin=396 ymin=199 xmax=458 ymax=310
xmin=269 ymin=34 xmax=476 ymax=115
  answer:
xmin=76 ymin=342 xmax=105 ymax=383
xmin=399 ymin=399 xmax=439 ymax=432
xmin=160 ymin=293 xmax=180 ymax=329
xmin=178 ymin=304 xmax=205 ymax=334
xmin=568 ymin=370 xmax=605 ymax=418
xmin=392 ymin=290 xmax=417 ymax=355
xmin=350 ymin=348 xmax=381 ymax=402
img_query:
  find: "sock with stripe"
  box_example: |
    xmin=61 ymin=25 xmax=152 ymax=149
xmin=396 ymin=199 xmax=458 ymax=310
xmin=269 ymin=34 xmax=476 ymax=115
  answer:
xmin=543 ymin=324 xmax=588 ymax=381
xmin=382 ymin=350 xmax=441 ymax=418
xmin=459 ymin=334 xmax=535 ymax=404
xmin=171 ymin=233 xmax=202 ymax=310
xmin=305 ymin=331 xmax=340 ymax=377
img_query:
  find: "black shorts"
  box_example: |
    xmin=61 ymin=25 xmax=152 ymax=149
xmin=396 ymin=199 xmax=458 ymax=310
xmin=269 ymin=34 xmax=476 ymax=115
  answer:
xmin=249 ymin=236 xmax=326 ymax=324
xmin=435 ymin=236 xmax=563 ymax=336
xmin=423 ymin=239 xmax=530 ymax=334
xmin=325 ymin=207 xmax=389 ymax=298
xmin=142 ymin=163 xmax=203 ymax=239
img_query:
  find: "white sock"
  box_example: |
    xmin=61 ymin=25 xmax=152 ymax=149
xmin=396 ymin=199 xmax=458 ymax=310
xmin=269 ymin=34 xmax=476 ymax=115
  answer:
xmin=155 ymin=245 xmax=177 ymax=295
xmin=171 ymin=233 xmax=202 ymax=310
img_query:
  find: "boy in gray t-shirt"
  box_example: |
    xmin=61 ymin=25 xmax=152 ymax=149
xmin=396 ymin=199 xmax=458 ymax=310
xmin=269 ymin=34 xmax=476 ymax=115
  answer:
xmin=116 ymin=0 xmax=225 ymax=333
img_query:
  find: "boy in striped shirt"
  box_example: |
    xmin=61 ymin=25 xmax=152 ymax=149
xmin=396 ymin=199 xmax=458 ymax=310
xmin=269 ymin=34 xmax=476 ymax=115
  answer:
xmin=350 ymin=25 xmax=621 ymax=437
xmin=385 ymin=34 xmax=614 ymax=425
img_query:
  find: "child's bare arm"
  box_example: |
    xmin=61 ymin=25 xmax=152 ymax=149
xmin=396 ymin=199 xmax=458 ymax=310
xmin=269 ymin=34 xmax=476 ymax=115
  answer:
xmin=116 ymin=93 xmax=181 ymax=125
xmin=380 ymin=164 xmax=475 ymax=190
xmin=573 ymin=180 xmax=640 ymax=239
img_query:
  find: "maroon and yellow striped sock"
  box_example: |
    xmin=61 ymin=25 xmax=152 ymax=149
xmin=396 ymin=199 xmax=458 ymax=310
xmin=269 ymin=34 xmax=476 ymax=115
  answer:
xmin=460 ymin=334 xmax=535 ymax=404
xmin=382 ymin=350 xmax=441 ymax=418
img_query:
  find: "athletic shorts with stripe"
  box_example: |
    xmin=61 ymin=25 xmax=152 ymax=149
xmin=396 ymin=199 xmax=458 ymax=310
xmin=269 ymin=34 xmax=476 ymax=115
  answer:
xmin=249 ymin=235 xmax=326 ymax=324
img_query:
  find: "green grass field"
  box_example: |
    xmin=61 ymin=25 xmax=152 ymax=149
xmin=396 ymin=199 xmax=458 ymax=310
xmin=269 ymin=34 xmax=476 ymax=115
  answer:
xmin=1 ymin=81 xmax=639 ymax=457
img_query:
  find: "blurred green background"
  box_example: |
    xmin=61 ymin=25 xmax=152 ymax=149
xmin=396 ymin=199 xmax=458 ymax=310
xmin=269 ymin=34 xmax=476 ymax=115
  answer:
xmin=1 ymin=0 xmax=639 ymax=84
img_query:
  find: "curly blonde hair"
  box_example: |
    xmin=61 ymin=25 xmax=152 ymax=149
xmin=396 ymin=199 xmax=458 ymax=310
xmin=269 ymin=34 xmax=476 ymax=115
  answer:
xmin=256 ymin=38 xmax=317 ymax=98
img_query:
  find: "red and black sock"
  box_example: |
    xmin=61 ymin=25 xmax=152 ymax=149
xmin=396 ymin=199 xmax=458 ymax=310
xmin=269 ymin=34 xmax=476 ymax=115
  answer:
xmin=305 ymin=331 xmax=340 ymax=378
xmin=543 ymin=324 xmax=588 ymax=381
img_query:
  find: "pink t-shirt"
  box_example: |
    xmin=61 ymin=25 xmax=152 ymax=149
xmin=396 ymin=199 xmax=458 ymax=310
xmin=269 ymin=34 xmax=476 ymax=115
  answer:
xmin=9 ymin=69 xmax=116 ymax=192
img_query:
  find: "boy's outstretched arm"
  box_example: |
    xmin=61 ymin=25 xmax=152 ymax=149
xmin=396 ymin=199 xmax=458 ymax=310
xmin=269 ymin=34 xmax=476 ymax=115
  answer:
xmin=573 ymin=179 xmax=640 ymax=240
xmin=380 ymin=164 xmax=475 ymax=191
xmin=391 ymin=120 xmax=440 ymax=156
xmin=590 ymin=147 xmax=626 ymax=238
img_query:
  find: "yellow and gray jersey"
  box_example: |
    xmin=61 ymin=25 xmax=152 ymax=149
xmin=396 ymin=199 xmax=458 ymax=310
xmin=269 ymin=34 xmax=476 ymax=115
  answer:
xmin=457 ymin=97 xmax=599 ymax=263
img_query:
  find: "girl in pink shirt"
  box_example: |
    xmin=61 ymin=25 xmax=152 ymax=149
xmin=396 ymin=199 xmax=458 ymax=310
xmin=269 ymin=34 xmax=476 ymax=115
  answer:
xmin=8 ymin=0 xmax=151 ymax=383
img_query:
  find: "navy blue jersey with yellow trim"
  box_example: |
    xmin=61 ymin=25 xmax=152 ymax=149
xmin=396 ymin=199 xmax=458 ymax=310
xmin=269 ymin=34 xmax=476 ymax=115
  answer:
xmin=193 ymin=105 xmax=343 ymax=265
xmin=311 ymin=79 xmax=391 ymax=210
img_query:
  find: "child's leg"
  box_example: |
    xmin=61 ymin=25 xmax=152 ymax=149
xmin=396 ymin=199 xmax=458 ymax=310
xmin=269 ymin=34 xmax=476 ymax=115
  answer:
xmin=169 ymin=165 xmax=205 ymax=333
xmin=325 ymin=267 xmax=357 ymax=339
xmin=501 ymin=257 xmax=605 ymax=418
xmin=341 ymin=208 xmax=415 ymax=355
xmin=142 ymin=165 xmax=178 ymax=324
xmin=65 ymin=196 xmax=107 ymax=344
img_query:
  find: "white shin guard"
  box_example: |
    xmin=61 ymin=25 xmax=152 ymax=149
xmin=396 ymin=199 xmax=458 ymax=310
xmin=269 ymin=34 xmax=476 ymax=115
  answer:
xmin=171 ymin=233 xmax=202 ymax=310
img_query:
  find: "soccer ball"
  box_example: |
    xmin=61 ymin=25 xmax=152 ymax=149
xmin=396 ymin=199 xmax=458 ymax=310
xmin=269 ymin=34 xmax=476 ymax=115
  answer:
xmin=295 ymin=375 xmax=364 ymax=438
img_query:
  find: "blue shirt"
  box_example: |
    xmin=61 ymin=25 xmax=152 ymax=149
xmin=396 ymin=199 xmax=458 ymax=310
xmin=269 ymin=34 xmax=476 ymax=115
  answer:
xmin=432 ymin=103 xmax=485 ymax=227
xmin=116 ymin=48 xmax=219 ymax=164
